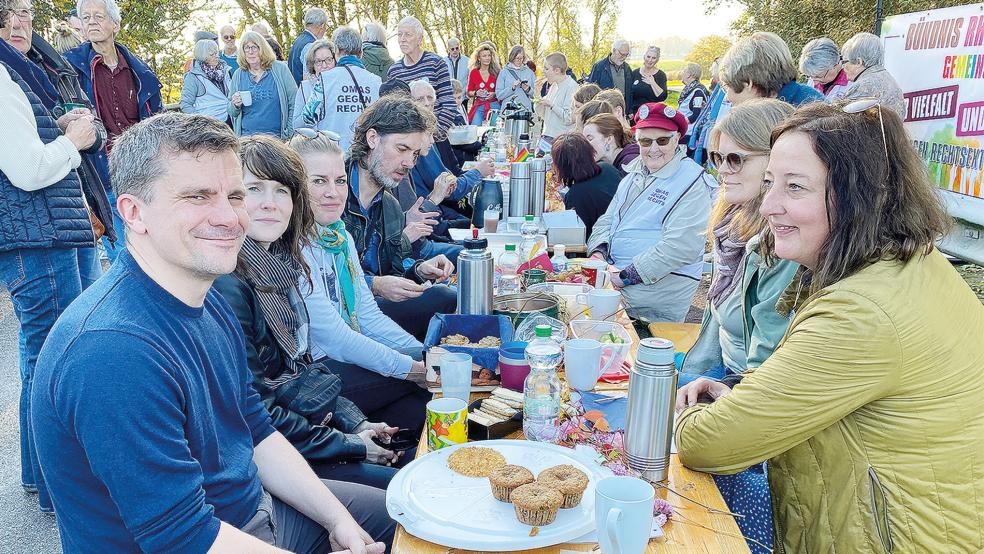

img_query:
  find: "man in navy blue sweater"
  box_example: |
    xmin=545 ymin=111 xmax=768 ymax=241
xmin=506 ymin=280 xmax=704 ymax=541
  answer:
xmin=31 ymin=112 xmax=392 ymax=553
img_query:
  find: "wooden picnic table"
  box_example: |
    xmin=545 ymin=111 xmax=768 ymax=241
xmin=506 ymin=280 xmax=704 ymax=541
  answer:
xmin=392 ymin=311 xmax=751 ymax=553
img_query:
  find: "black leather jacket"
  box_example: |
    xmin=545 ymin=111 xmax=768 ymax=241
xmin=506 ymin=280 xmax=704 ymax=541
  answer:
xmin=213 ymin=274 xmax=367 ymax=462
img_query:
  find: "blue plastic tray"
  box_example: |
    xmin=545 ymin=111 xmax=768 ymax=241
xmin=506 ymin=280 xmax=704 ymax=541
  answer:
xmin=423 ymin=314 xmax=514 ymax=372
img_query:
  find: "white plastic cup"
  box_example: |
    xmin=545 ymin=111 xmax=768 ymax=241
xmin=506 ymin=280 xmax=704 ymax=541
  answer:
xmin=440 ymin=352 xmax=472 ymax=403
xmin=595 ymin=476 xmax=656 ymax=554
xmin=240 ymin=90 xmax=253 ymax=106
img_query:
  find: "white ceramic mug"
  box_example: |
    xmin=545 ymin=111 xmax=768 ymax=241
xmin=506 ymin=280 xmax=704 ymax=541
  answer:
xmin=576 ymin=289 xmax=622 ymax=320
xmin=440 ymin=352 xmax=472 ymax=403
xmin=240 ymin=90 xmax=253 ymax=106
xmin=595 ymin=476 xmax=655 ymax=554
xmin=564 ymin=338 xmax=617 ymax=391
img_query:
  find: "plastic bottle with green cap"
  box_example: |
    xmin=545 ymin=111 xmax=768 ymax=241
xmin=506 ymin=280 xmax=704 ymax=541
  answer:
xmin=519 ymin=214 xmax=539 ymax=262
xmin=497 ymin=244 xmax=521 ymax=294
xmin=523 ymin=324 xmax=563 ymax=442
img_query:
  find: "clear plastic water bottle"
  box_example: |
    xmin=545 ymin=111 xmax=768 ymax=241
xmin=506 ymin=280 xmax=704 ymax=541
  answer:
xmin=551 ymin=244 xmax=568 ymax=272
xmin=519 ymin=215 xmax=538 ymax=263
xmin=523 ymin=325 xmax=563 ymax=442
xmin=497 ymin=244 xmax=521 ymax=295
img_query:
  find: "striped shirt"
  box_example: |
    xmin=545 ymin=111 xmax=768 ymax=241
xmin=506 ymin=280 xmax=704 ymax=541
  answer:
xmin=387 ymin=51 xmax=464 ymax=140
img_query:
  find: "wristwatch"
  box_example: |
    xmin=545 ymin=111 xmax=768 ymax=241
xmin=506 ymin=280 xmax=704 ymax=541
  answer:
xmin=619 ymin=269 xmax=631 ymax=283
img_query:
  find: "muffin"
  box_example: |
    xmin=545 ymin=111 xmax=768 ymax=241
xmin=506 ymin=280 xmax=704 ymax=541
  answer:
xmin=537 ymin=464 xmax=589 ymax=509
xmin=488 ymin=465 xmax=535 ymax=502
xmin=447 ymin=446 xmax=506 ymax=477
xmin=510 ymin=483 xmax=563 ymax=526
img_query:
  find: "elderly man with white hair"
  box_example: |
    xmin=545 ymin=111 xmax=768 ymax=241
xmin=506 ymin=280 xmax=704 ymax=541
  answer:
xmin=444 ymin=37 xmax=469 ymax=91
xmin=588 ymin=38 xmax=634 ymax=111
xmin=841 ymin=31 xmax=905 ymax=117
xmin=301 ymin=26 xmax=381 ymax=150
xmin=386 ymin=16 xmax=464 ymax=139
xmin=361 ymin=21 xmax=393 ymax=78
xmin=288 ymin=7 xmax=328 ymax=83
xmin=64 ymin=0 xmax=162 ymax=149
xmin=799 ymin=37 xmax=850 ymax=101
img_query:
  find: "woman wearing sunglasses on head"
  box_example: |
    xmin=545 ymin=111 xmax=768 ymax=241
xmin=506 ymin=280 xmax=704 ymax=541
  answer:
xmin=212 ymin=136 xmax=409 ymax=493
xmin=676 ymin=100 xmax=984 ymax=552
xmin=287 ymin=129 xmax=432 ymax=437
xmin=586 ymin=102 xmax=718 ymax=322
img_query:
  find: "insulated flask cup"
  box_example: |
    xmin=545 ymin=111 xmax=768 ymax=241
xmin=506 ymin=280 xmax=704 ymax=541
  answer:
xmin=623 ymin=337 xmax=678 ymax=482
xmin=508 ymin=161 xmax=531 ymax=219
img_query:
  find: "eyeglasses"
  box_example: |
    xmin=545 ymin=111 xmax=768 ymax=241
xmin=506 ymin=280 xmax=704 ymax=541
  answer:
xmin=709 ymin=150 xmax=767 ymax=173
xmin=80 ymin=13 xmax=107 ymax=23
xmin=637 ymin=134 xmax=676 ymax=148
xmin=842 ymin=97 xmax=888 ymax=160
xmin=313 ymin=55 xmax=334 ymax=67
xmin=222 ymin=34 xmax=236 ymax=40
xmin=8 ymin=8 xmax=33 ymax=21
xmin=293 ymin=128 xmax=341 ymax=142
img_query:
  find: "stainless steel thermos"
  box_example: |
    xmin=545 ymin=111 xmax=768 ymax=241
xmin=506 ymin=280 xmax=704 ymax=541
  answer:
xmin=624 ymin=337 xmax=678 ymax=482
xmin=530 ymin=157 xmax=546 ymax=217
xmin=457 ymin=230 xmax=493 ymax=314
xmin=508 ymin=161 xmax=531 ymax=219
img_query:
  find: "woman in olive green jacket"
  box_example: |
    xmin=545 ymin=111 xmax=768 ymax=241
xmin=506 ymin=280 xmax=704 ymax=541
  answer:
xmin=676 ymin=101 xmax=984 ymax=553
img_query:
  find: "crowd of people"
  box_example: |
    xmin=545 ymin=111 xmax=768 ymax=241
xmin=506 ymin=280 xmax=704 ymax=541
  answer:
xmin=1 ymin=0 xmax=983 ymax=552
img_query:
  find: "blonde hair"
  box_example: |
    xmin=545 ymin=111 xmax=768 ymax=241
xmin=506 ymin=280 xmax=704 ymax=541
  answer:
xmin=51 ymin=21 xmax=83 ymax=54
xmin=594 ymin=89 xmax=625 ymax=115
xmin=469 ymin=43 xmax=501 ymax=74
xmin=707 ymin=98 xmax=795 ymax=242
xmin=237 ymin=30 xmax=276 ymax=70
xmin=287 ymin=130 xmax=345 ymax=160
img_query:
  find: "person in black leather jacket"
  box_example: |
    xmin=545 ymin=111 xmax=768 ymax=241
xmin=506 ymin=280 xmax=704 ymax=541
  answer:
xmin=213 ymin=136 xmax=409 ymax=489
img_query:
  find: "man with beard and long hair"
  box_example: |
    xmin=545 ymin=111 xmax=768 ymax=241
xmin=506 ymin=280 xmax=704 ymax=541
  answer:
xmin=341 ymin=94 xmax=457 ymax=339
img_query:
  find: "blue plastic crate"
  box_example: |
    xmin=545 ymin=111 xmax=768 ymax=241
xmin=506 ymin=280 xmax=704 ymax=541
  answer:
xmin=423 ymin=314 xmax=514 ymax=372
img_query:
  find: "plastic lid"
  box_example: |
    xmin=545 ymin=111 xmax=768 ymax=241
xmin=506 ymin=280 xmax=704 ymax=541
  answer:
xmin=463 ymin=237 xmax=488 ymax=250
xmin=637 ymin=337 xmax=676 ymax=366
xmin=525 ymin=215 xmax=535 ymax=221
xmin=534 ymin=324 xmax=552 ymax=337
xmin=505 ymin=244 xmax=516 ymax=251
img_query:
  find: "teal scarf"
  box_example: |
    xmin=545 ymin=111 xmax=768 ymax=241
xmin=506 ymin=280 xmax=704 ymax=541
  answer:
xmin=315 ymin=221 xmax=360 ymax=332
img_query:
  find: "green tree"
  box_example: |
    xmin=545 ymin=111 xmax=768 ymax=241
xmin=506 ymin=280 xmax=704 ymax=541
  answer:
xmin=685 ymin=34 xmax=731 ymax=77
xmin=706 ymin=0 xmax=981 ymax=56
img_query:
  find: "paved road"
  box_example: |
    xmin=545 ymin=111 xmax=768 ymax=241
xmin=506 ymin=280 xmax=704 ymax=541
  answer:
xmin=0 ymin=291 xmax=62 ymax=553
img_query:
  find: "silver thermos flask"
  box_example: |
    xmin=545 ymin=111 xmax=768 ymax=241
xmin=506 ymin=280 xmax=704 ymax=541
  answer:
xmin=530 ymin=157 xmax=547 ymax=217
xmin=508 ymin=161 xmax=531 ymax=219
xmin=624 ymin=337 xmax=678 ymax=482
xmin=457 ymin=230 xmax=493 ymax=314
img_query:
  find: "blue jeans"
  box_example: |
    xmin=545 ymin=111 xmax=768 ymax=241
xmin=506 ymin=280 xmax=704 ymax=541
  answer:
xmin=470 ymin=101 xmax=500 ymax=125
xmin=77 ymin=247 xmax=103 ymax=290
xmin=419 ymin=239 xmax=463 ymax=266
xmin=101 ymin=189 xmax=126 ymax=263
xmin=0 ymin=247 xmax=85 ymax=512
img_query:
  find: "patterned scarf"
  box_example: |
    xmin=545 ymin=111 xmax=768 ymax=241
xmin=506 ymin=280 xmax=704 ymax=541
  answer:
xmin=315 ymin=221 xmax=361 ymax=332
xmin=708 ymin=208 xmax=749 ymax=308
xmin=200 ymin=59 xmax=228 ymax=92
xmin=237 ymin=238 xmax=311 ymax=386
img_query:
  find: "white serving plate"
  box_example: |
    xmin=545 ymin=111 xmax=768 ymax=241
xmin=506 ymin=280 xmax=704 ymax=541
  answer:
xmin=386 ymin=439 xmax=612 ymax=551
